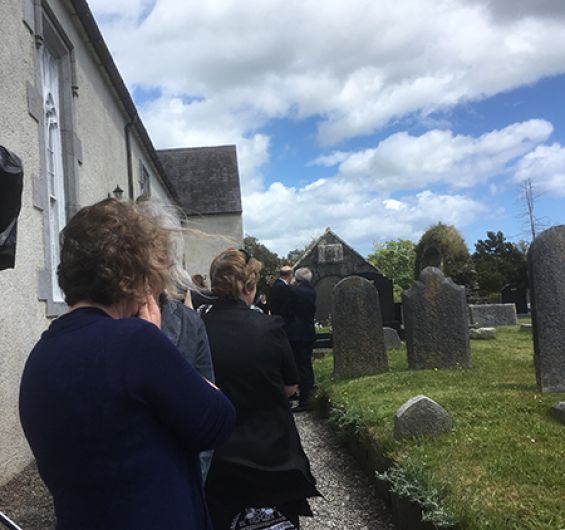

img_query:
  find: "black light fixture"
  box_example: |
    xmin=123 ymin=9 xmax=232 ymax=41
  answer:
xmin=112 ymin=185 xmax=124 ymax=200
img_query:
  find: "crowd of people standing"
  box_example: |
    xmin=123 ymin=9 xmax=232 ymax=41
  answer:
xmin=18 ymin=198 xmax=319 ymax=530
xmin=269 ymin=266 xmax=317 ymax=413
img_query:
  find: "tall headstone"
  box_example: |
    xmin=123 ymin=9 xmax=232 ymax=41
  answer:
xmin=403 ymin=267 xmax=471 ymax=369
xmin=529 ymin=226 xmax=565 ymax=392
xmin=332 ymin=276 xmax=388 ymax=378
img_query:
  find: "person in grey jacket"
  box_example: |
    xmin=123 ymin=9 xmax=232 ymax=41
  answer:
xmin=160 ymin=294 xmax=216 ymax=480
xmin=137 ymin=199 xmax=217 ymax=480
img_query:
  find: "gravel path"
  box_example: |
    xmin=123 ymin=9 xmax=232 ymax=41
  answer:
xmin=0 ymin=462 xmax=54 ymax=529
xmin=295 ymin=412 xmax=395 ymax=530
xmin=0 ymin=414 xmax=395 ymax=530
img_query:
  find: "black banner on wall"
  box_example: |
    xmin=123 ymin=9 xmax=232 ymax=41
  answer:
xmin=0 ymin=146 xmax=24 ymax=271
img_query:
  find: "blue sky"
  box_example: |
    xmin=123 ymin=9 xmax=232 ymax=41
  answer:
xmin=89 ymin=0 xmax=565 ymax=257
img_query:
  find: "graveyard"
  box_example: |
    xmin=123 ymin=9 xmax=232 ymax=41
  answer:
xmin=313 ymin=322 xmax=565 ymax=529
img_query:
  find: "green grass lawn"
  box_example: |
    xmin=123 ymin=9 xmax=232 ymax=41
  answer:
xmin=314 ymin=326 xmax=565 ymax=530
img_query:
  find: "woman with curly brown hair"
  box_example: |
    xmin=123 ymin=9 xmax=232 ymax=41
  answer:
xmin=202 ymin=248 xmax=319 ymax=530
xmin=19 ymin=198 xmax=235 ymax=530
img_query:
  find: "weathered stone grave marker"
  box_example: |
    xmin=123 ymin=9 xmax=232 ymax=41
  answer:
xmin=332 ymin=276 xmax=387 ymax=378
xmin=383 ymin=326 xmax=402 ymax=350
xmin=468 ymin=303 xmax=517 ymax=327
xmin=529 ymin=226 xmax=565 ymax=392
xmin=403 ymin=267 xmax=471 ymax=369
xmin=394 ymin=395 xmax=452 ymax=439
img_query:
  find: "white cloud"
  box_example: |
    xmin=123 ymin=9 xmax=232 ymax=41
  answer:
xmin=515 ymin=143 xmax=565 ymax=195
xmin=138 ymin=95 xmax=270 ymax=193
xmin=468 ymin=0 xmax=565 ymax=22
xmin=243 ymin=180 xmax=487 ymax=255
xmin=89 ymin=0 xmax=565 ymax=147
xmin=327 ymin=119 xmax=552 ymax=191
xmin=85 ymin=0 xmax=565 ymax=254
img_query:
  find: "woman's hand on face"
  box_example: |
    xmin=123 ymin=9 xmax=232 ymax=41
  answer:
xmin=138 ymin=294 xmax=161 ymax=329
xmin=284 ymin=384 xmax=299 ymax=398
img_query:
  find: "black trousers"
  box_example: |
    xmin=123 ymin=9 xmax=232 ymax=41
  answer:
xmin=290 ymin=340 xmax=315 ymax=406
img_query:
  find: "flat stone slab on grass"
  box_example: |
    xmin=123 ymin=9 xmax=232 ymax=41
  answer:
xmin=520 ymin=323 xmax=532 ymax=332
xmin=550 ymin=402 xmax=565 ymax=424
xmin=469 ymin=327 xmax=496 ymax=340
xmin=383 ymin=327 xmax=402 ymax=350
xmin=468 ymin=303 xmax=518 ymax=327
xmin=394 ymin=395 xmax=452 ymax=439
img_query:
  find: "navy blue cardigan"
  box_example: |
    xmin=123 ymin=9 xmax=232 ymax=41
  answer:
xmin=19 ymin=307 xmax=235 ymax=530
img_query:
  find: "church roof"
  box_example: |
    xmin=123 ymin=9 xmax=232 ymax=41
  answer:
xmin=293 ymin=227 xmax=384 ymax=276
xmin=157 ymin=145 xmax=242 ymax=216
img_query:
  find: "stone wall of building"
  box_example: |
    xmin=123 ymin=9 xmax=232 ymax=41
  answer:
xmin=0 ymin=0 xmax=179 ymax=485
xmin=183 ymin=213 xmax=244 ymax=276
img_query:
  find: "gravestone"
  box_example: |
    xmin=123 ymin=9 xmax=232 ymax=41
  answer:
xmin=468 ymin=304 xmax=517 ymax=327
xmin=529 ymin=226 xmax=565 ymax=392
xmin=469 ymin=327 xmax=496 ymax=340
xmin=292 ymin=228 xmax=397 ymax=328
xmin=549 ymin=402 xmax=565 ymax=425
xmin=383 ymin=327 xmax=402 ymax=350
xmin=332 ymin=276 xmax=387 ymax=378
xmin=394 ymin=395 xmax=452 ymax=439
xmin=403 ymin=267 xmax=471 ymax=369
xmin=501 ymin=285 xmax=528 ymax=315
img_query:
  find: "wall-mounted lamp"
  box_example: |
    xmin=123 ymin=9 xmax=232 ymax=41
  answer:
xmin=112 ymin=185 xmax=124 ymax=200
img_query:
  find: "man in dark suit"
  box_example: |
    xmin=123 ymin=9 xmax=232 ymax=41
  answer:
xmin=286 ymin=267 xmax=317 ymax=412
xmin=269 ymin=265 xmax=294 ymax=328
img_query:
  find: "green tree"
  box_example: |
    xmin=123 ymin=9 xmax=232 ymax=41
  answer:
xmin=415 ymin=222 xmax=477 ymax=292
xmin=284 ymin=238 xmax=317 ymax=266
xmin=243 ymin=235 xmax=281 ymax=295
xmin=285 ymin=248 xmax=306 ymax=266
xmin=472 ymin=231 xmax=528 ymax=296
xmin=367 ymin=239 xmax=416 ymax=300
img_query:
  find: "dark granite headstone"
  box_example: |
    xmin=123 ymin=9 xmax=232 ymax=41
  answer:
xmin=332 ymin=276 xmax=387 ymax=379
xmin=529 ymin=226 xmax=565 ymax=392
xmin=501 ymin=285 xmax=528 ymax=315
xmin=403 ymin=267 xmax=471 ymax=369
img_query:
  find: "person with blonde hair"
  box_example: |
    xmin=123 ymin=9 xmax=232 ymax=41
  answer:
xmin=202 ymin=248 xmax=319 ymax=529
xmin=19 ymin=198 xmax=235 ymax=530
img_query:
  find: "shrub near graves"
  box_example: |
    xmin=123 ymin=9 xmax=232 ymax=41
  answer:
xmin=313 ymin=325 xmax=565 ymax=530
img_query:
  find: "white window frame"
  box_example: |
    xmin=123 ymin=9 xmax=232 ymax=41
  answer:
xmin=41 ymin=45 xmax=66 ymax=302
xmin=34 ymin=7 xmax=81 ymax=317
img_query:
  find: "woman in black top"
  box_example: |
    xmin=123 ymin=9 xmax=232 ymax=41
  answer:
xmin=202 ymin=248 xmax=319 ymax=529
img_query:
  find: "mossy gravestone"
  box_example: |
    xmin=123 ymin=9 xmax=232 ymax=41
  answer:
xmin=529 ymin=226 xmax=565 ymax=393
xmin=403 ymin=267 xmax=471 ymax=369
xmin=332 ymin=276 xmax=387 ymax=378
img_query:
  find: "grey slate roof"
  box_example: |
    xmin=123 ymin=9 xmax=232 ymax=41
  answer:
xmin=157 ymin=146 xmax=242 ymax=216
